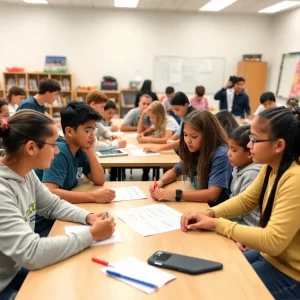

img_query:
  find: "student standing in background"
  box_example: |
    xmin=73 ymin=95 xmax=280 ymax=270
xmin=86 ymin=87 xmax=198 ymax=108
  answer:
xmin=135 ymin=80 xmax=158 ymax=107
xmin=6 ymin=86 xmax=26 ymax=117
xmin=214 ymin=77 xmax=250 ymax=118
xmin=189 ymin=86 xmax=209 ymax=110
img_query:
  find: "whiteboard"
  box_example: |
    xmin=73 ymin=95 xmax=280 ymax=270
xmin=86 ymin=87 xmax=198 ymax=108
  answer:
xmin=153 ymin=56 xmax=226 ymax=94
xmin=277 ymin=52 xmax=300 ymax=99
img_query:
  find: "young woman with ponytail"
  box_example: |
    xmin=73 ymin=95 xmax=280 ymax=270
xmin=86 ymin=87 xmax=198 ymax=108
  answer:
xmin=180 ymin=107 xmax=300 ymax=300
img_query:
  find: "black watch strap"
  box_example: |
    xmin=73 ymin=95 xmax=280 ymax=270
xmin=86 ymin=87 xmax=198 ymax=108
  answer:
xmin=175 ymin=189 xmax=183 ymax=202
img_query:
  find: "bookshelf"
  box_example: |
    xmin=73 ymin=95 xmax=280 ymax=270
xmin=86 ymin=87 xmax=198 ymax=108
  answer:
xmin=75 ymin=89 xmax=122 ymax=117
xmin=0 ymin=89 xmax=4 ymax=99
xmin=2 ymin=72 xmax=74 ymax=116
xmin=121 ymin=89 xmax=138 ymax=118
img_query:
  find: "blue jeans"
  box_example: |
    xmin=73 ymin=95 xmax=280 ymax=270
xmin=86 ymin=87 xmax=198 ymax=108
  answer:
xmin=244 ymin=250 xmax=300 ymax=300
xmin=0 ymin=268 xmax=29 ymax=300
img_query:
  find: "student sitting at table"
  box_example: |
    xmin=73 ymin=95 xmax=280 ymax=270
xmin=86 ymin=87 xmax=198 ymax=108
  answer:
xmin=35 ymin=102 xmax=116 ymax=236
xmin=99 ymin=100 xmax=119 ymax=132
xmin=180 ymin=107 xmax=300 ymax=300
xmin=0 ymin=110 xmax=115 ymax=300
xmin=144 ymin=92 xmax=194 ymax=153
xmin=6 ymin=86 xmax=26 ymax=117
xmin=189 ymin=85 xmax=209 ymax=110
xmin=161 ymin=86 xmax=180 ymax=124
xmin=135 ymin=79 xmax=158 ymax=107
xmin=215 ymin=110 xmax=239 ymax=136
xmin=286 ymin=97 xmax=299 ymax=110
xmin=227 ymin=125 xmax=262 ymax=251
xmin=136 ymin=101 xmax=179 ymax=144
xmin=86 ymin=91 xmax=126 ymax=151
xmin=254 ymin=92 xmax=281 ymax=116
xmin=149 ymin=110 xmax=231 ymax=205
xmin=120 ymin=94 xmax=152 ymax=132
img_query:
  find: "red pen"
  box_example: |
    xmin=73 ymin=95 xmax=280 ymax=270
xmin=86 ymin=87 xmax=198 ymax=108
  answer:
xmin=154 ymin=177 xmax=158 ymax=191
xmin=92 ymin=257 xmax=114 ymax=267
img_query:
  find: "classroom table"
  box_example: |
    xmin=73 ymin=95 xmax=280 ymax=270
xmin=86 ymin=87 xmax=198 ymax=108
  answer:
xmin=16 ymin=181 xmax=273 ymax=300
xmin=98 ymin=120 xmax=180 ymax=180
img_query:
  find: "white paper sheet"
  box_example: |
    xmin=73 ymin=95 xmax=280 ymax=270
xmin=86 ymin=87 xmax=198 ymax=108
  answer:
xmin=126 ymin=133 xmax=138 ymax=138
xmin=65 ymin=226 xmax=123 ymax=246
xmin=101 ymin=256 xmax=176 ymax=294
xmin=129 ymin=149 xmax=160 ymax=157
xmin=110 ymin=186 xmax=147 ymax=202
xmin=114 ymin=204 xmax=182 ymax=236
xmin=123 ymin=143 xmax=138 ymax=149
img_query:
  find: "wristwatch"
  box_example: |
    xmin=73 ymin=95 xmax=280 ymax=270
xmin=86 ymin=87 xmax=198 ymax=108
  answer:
xmin=175 ymin=189 xmax=183 ymax=202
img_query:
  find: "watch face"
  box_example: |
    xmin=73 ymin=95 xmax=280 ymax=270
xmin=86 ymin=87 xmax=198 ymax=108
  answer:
xmin=176 ymin=189 xmax=183 ymax=201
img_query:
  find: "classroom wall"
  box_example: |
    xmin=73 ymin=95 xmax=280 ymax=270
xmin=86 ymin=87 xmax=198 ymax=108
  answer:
xmin=269 ymin=7 xmax=300 ymax=100
xmin=0 ymin=5 xmax=273 ymax=106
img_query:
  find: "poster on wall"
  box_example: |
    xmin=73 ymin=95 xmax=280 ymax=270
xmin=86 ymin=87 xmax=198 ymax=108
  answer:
xmin=44 ymin=56 xmax=68 ymax=73
xmin=290 ymin=60 xmax=300 ymax=98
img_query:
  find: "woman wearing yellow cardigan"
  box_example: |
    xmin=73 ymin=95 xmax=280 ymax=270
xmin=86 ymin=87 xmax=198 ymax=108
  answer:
xmin=181 ymin=107 xmax=300 ymax=300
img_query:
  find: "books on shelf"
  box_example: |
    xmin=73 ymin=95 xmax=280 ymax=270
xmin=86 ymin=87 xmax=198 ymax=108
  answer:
xmin=29 ymin=78 xmax=38 ymax=89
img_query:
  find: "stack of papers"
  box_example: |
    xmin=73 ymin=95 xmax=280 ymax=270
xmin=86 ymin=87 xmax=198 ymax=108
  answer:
xmin=101 ymin=256 xmax=176 ymax=294
xmin=115 ymin=204 xmax=182 ymax=236
xmin=65 ymin=225 xmax=123 ymax=246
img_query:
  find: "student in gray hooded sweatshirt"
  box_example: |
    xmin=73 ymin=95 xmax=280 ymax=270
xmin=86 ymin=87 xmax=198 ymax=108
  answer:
xmin=0 ymin=110 xmax=115 ymax=300
xmin=227 ymin=125 xmax=262 ymax=252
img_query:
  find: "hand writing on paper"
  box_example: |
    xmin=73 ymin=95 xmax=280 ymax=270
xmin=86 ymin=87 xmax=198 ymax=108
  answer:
xmin=149 ymin=180 xmax=164 ymax=194
xmin=91 ymin=189 xmax=116 ymax=203
xmin=85 ymin=212 xmax=106 ymax=225
xmin=90 ymin=216 xmax=116 ymax=241
xmin=152 ymin=188 xmax=175 ymax=201
xmin=180 ymin=212 xmax=217 ymax=232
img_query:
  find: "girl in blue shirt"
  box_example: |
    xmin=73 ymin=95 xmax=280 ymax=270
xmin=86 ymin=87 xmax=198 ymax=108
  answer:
xmin=150 ymin=110 xmax=232 ymax=206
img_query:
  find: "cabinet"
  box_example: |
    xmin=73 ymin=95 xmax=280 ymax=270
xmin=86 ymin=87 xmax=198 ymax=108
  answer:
xmin=237 ymin=61 xmax=268 ymax=115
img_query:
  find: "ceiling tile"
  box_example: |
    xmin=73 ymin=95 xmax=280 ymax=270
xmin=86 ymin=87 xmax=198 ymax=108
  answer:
xmin=159 ymin=0 xmax=187 ymax=11
xmin=69 ymin=0 xmax=92 ymax=6
xmin=48 ymin=0 xmax=70 ymax=5
xmin=138 ymin=0 xmax=162 ymax=9
xmin=92 ymin=0 xmax=113 ymax=7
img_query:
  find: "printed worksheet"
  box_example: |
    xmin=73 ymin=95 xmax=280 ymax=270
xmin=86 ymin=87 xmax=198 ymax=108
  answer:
xmin=114 ymin=204 xmax=182 ymax=236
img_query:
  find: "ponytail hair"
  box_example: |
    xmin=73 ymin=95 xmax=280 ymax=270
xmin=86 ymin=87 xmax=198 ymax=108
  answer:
xmin=258 ymin=107 xmax=300 ymax=227
xmin=0 ymin=110 xmax=55 ymax=155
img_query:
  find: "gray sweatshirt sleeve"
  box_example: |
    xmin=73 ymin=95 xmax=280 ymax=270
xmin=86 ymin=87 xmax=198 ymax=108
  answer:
xmin=0 ymin=183 xmax=93 ymax=271
xmin=96 ymin=122 xmax=113 ymax=139
xmin=33 ymin=172 xmax=90 ymax=224
xmin=95 ymin=139 xmax=120 ymax=151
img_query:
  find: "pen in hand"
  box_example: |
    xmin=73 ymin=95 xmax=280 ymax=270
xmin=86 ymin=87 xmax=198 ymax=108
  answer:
xmin=105 ymin=209 xmax=109 ymax=219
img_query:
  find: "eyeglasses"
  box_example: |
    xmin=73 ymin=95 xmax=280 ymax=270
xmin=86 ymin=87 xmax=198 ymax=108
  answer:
xmin=37 ymin=141 xmax=58 ymax=148
xmin=249 ymin=134 xmax=277 ymax=144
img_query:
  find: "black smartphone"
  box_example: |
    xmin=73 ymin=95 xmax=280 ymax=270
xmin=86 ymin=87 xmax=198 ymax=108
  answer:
xmin=148 ymin=251 xmax=223 ymax=275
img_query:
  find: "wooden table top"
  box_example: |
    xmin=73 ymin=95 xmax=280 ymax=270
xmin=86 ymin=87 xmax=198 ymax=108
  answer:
xmin=16 ymin=181 xmax=272 ymax=300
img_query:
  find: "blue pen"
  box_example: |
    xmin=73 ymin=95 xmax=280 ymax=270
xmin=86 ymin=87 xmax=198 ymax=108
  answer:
xmin=106 ymin=270 xmax=158 ymax=289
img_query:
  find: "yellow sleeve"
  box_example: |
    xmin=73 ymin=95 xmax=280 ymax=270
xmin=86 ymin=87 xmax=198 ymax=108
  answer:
xmin=211 ymin=165 xmax=267 ymax=219
xmin=215 ymin=168 xmax=300 ymax=256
